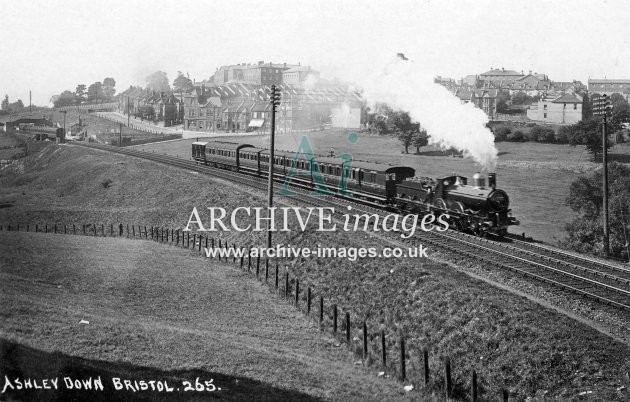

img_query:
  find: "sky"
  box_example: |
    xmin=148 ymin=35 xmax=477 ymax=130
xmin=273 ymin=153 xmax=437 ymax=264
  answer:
xmin=1 ymin=0 xmax=629 ymax=106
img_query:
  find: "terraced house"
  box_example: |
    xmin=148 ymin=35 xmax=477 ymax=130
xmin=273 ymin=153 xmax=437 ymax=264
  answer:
xmin=453 ymin=87 xmax=498 ymax=119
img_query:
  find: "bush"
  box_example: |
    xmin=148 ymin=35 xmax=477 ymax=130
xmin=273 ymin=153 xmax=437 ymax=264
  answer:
xmin=525 ymin=128 xmax=538 ymax=142
xmin=507 ymin=130 xmax=525 ymax=142
xmin=493 ymin=126 xmax=511 ymax=142
xmin=556 ymin=126 xmax=573 ymax=144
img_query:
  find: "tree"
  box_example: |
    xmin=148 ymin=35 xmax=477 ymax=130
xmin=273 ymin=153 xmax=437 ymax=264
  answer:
xmin=412 ymin=130 xmax=429 ymax=153
xmin=1 ymin=95 xmax=8 ymax=111
xmin=392 ymin=111 xmax=420 ymax=153
xmin=610 ymin=93 xmax=630 ymax=132
xmin=512 ymin=91 xmax=533 ymax=105
xmin=496 ymin=90 xmax=511 ymax=114
xmin=54 ymin=91 xmax=77 ymax=108
xmin=145 ymin=71 xmax=170 ymax=93
xmin=87 ymin=82 xmax=104 ymax=102
xmin=173 ymin=71 xmax=193 ymax=92
xmin=9 ymin=99 xmax=25 ymax=112
xmin=582 ymin=92 xmax=593 ymax=121
xmin=562 ymin=162 xmax=630 ymax=260
xmin=102 ymin=77 xmax=116 ymax=100
xmin=493 ymin=126 xmax=511 ymax=141
xmin=530 ymin=125 xmax=555 ymax=143
xmin=567 ymin=116 xmax=612 ymax=160
xmin=75 ymin=84 xmax=87 ymax=103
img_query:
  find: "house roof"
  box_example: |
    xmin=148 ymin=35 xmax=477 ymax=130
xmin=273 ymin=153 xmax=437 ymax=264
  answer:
xmin=480 ymin=69 xmax=523 ymax=76
xmin=588 ymin=79 xmax=630 ymax=84
xmin=284 ymin=66 xmax=313 ymax=73
xmin=552 ymin=93 xmax=582 ymax=103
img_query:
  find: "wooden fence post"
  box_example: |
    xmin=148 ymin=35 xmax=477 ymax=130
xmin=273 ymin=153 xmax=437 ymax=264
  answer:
xmin=333 ymin=305 xmax=338 ymax=333
xmin=445 ymin=357 xmax=452 ymax=400
xmin=285 ymin=271 xmax=289 ymax=298
xmin=28 ymin=224 xmax=30 ymax=232
xmin=307 ymin=287 xmax=311 ymax=314
xmin=256 ymin=255 xmax=260 ymax=277
xmin=502 ymin=389 xmax=509 ymax=402
xmin=275 ymin=261 xmax=279 ymax=288
xmin=45 ymin=224 xmax=48 ymax=233
xmin=381 ymin=330 xmax=386 ymax=369
xmin=205 ymin=236 xmax=208 ymax=248
xmin=93 ymin=225 xmax=96 ymax=236
xmin=111 ymin=224 xmax=113 ymax=236
xmin=240 ymin=255 xmax=244 ymax=269
xmin=144 ymin=226 xmax=147 ymax=239
xmin=198 ymin=235 xmax=202 ymax=251
xmin=54 ymin=224 xmax=57 ymax=234
xmin=319 ymin=296 xmax=324 ymax=325
xmin=101 ymin=224 xmax=104 ymax=236
xmin=265 ymin=259 xmax=269 ymax=282
xmin=423 ymin=348 xmax=430 ymax=386
xmin=133 ymin=225 xmax=135 ymax=237
xmin=17 ymin=224 xmax=20 ymax=231
xmin=127 ymin=224 xmax=130 ymax=238
xmin=295 ymin=279 xmax=299 ymax=306
xmin=346 ymin=312 xmax=351 ymax=343
xmin=400 ymin=336 xmax=406 ymax=382
xmin=36 ymin=224 xmax=39 ymax=232
xmin=73 ymin=224 xmax=75 ymax=235
xmin=248 ymin=252 xmax=251 ymax=271
xmin=363 ymin=322 xmax=368 ymax=359
xmin=472 ymin=370 xmax=478 ymax=402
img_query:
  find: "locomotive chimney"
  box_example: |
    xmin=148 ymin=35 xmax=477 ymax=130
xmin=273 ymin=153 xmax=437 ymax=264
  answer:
xmin=488 ymin=173 xmax=496 ymax=189
xmin=472 ymin=172 xmax=485 ymax=188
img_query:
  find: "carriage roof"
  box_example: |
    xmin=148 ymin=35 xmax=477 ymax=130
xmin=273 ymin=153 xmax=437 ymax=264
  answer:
xmin=205 ymin=141 xmax=254 ymax=152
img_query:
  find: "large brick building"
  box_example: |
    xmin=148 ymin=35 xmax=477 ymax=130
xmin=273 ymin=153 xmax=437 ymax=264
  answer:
xmin=588 ymin=79 xmax=630 ymax=98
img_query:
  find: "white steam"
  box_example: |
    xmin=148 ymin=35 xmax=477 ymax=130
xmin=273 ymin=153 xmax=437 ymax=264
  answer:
xmin=354 ymin=56 xmax=498 ymax=171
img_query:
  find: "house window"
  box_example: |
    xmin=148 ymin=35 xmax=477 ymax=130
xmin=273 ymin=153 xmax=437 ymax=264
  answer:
xmin=544 ymin=113 xmax=547 ymax=118
xmin=574 ymin=104 xmax=577 ymax=110
xmin=543 ymin=104 xmax=547 ymax=110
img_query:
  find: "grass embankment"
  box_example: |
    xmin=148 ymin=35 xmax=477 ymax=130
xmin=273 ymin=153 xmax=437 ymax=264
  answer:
xmin=2 ymin=145 xmax=630 ymax=399
xmin=0 ymin=232 xmax=412 ymax=401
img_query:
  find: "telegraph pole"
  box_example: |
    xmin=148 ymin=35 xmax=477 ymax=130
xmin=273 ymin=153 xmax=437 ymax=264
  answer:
xmin=267 ymin=85 xmax=281 ymax=249
xmin=603 ymin=108 xmax=610 ymax=258
xmin=127 ymin=96 xmax=130 ymax=127
xmin=119 ymin=122 xmax=123 ymax=147
xmin=594 ymin=94 xmax=613 ymax=258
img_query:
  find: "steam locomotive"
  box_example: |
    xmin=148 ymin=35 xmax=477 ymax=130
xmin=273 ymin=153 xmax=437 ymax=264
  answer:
xmin=192 ymin=141 xmax=519 ymax=236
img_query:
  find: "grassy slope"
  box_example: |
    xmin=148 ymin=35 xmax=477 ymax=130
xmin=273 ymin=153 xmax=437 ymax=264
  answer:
xmin=138 ymin=131 xmax=630 ymax=244
xmin=2 ymin=145 xmax=630 ymax=399
xmin=0 ymin=232 xmax=414 ymax=401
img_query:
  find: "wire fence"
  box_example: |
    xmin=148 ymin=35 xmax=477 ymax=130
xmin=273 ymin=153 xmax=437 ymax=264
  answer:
xmin=0 ymin=222 xmax=515 ymax=401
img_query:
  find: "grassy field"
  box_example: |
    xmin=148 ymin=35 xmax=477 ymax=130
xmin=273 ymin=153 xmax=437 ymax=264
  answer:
xmin=0 ymin=232 xmax=413 ymax=401
xmin=138 ymin=130 xmax=630 ymax=245
xmin=2 ymin=145 xmax=630 ymax=399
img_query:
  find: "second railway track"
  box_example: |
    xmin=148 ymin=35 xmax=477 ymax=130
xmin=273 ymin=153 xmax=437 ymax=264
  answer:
xmin=73 ymin=141 xmax=630 ymax=312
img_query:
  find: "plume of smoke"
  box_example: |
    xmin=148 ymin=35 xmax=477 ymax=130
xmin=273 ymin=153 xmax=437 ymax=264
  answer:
xmin=354 ymin=56 xmax=498 ymax=171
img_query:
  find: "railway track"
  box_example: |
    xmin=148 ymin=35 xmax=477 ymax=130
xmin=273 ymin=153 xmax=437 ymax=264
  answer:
xmin=73 ymin=142 xmax=630 ymax=312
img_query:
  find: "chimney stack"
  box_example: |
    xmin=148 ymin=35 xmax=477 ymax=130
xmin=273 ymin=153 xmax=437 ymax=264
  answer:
xmin=488 ymin=173 xmax=496 ymax=189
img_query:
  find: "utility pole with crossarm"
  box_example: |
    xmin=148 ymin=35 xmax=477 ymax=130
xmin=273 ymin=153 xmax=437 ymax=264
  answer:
xmin=593 ymin=94 xmax=613 ymax=257
xmin=267 ymin=85 xmax=281 ymax=249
